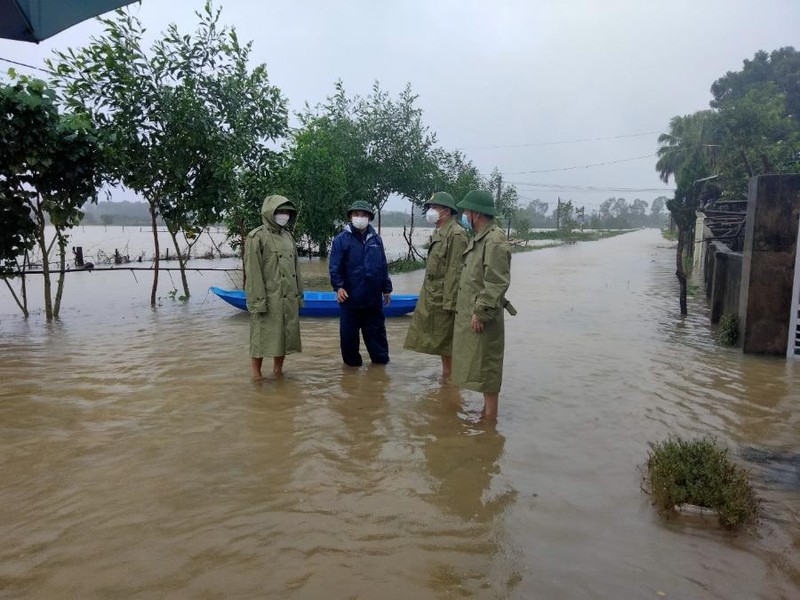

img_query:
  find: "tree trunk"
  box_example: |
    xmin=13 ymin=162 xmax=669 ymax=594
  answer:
xmin=150 ymin=204 xmax=160 ymax=307
xmin=739 ymin=149 xmax=754 ymax=177
xmin=676 ymin=225 xmax=688 ymax=316
xmin=239 ymin=226 xmax=247 ymax=288
xmin=167 ymin=226 xmax=190 ymax=299
xmin=405 ymin=203 xmax=416 ymax=260
xmin=34 ymin=200 xmax=53 ymax=320
xmin=3 ymin=277 xmax=28 ymax=318
xmin=53 ymin=232 xmax=67 ymax=318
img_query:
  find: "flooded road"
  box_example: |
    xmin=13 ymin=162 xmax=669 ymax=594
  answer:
xmin=1 ymin=229 xmax=798 ymax=599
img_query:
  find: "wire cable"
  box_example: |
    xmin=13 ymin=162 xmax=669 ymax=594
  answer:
xmin=0 ymin=56 xmax=49 ymax=74
xmin=455 ymin=131 xmax=660 ymax=150
xmin=502 ymin=153 xmax=657 ymax=175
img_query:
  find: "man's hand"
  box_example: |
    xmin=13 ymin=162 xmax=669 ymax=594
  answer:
xmin=337 ymin=288 xmax=349 ymax=303
xmin=470 ymin=314 xmax=484 ymax=333
xmin=383 ymin=293 xmax=391 ymax=306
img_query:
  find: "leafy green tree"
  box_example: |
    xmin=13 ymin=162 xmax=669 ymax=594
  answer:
xmin=0 ymin=77 xmax=102 ymax=319
xmin=356 ymin=82 xmax=438 ymax=230
xmin=51 ymin=1 xmax=287 ymax=303
xmin=285 ymin=116 xmax=353 ymax=257
xmin=713 ymin=84 xmax=798 ymax=199
xmin=431 ymin=149 xmax=482 ymax=204
xmin=284 ymin=82 xmax=367 ymax=257
xmin=556 ymin=199 xmax=576 ymax=231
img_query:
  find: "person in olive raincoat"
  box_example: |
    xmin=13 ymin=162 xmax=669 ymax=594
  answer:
xmin=329 ymin=200 xmax=392 ymax=366
xmin=404 ymin=192 xmax=468 ymax=380
xmin=245 ymin=195 xmax=304 ymax=379
xmin=452 ymin=190 xmax=515 ymax=420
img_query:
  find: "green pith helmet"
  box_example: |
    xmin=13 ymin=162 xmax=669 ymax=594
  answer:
xmin=424 ymin=191 xmax=458 ymax=214
xmin=275 ymin=202 xmax=296 ymax=213
xmin=346 ymin=200 xmax=375 ymax=219
xmin=457 ymin=189 xmax=498 ymax=217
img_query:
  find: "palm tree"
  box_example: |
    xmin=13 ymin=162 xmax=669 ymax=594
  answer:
xmin=655 ymin=111 xmax=716 ymax=315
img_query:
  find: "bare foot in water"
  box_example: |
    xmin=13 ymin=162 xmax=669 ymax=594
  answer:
xmin=273 ymin=356 xmax=285 ymax=377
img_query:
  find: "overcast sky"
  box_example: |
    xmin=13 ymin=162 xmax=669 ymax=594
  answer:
xmin=2 ymin=0 xmax=799 ymax=213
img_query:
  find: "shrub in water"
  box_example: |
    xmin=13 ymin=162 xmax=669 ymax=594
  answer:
xmin=645 ymin=436 xmax=759 ymax=529
xmin=719 ymin=313 xmax=739 ymax=346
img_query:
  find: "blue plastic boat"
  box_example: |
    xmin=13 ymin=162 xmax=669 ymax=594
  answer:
xmin=209 ymin=286 xmax=417 ymax=318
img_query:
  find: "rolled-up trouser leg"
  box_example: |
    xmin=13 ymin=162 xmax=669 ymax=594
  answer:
xmin=339 ymin=305 xmax=363 ymax=366
xmin=362 ymin=305 xmax=389 ymax=364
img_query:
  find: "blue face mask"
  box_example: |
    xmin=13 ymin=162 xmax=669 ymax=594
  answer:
xmin=460 ymin=213 xmax=472 ymax=230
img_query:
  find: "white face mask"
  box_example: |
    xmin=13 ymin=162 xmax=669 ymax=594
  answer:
xmin=274 ymin=214 xmax=290 ymax=227
xmin=425 ymin=208 xmax=440 ymax=225
xmin=351 ymin=216 xmax=369 ymax=230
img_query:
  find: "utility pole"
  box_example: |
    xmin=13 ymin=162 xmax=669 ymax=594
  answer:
xmin=556 ymin=197 xmax=561 ymax=229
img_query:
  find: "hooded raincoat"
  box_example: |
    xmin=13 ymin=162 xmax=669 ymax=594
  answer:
xmin=451 ymin=220 xmax=512 ymax=393
xmin=404 ymin=217 xmax=468 ymax=355
xmin=244 ymin=195 xmax=304 ymax=358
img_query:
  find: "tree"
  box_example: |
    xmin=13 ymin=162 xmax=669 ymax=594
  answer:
xmin=556 ymin=199 xmax=575 ymax=231
xmin=650 ymin=197 xmax=667 ymax=227
xmin=0 ymin=77 xmax=102 ymax=319
xmin=356 ymin=82 xmax=438 ymax=231
xmin=523 ymin=199 xmax=550 ymax=227
xmin=630 ymin=199 xmax=649 ymax=227
xmin=51 ymin=1 xmax=288 ymax=303
xmin=284 ymin=82 xmax=367 ymax=257
xmin=285 ymin=115 xmax=353 ymax=257
xmin=656 ymin=111 xmax=715 ymax=315
xmin=432 ymin=149 xmax=482 ymax=204
xmin=513 ymin=211 xmax=532 ymax=243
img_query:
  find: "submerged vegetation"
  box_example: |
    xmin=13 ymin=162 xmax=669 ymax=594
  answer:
xmin=387 ymin=258 xmax=426 ymax=274
xmin=718 ymin=313 xmax=740 ymax=346
xmin=644 ymin=436 xmax=759 ymax=530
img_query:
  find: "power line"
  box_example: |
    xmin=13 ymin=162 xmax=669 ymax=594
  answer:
xmin=502 ymin=153 xmax=657 ymax=175
xmin=506 ymin=181 xmax=674 ymax=194
xmin=0 ymin=56 xmax=49 ymax=74
xmin=455 ymin=131 xmax=660 ymax=151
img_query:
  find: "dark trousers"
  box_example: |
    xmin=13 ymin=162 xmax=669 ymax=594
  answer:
xmin=339 ymin=304 xmax=389 ymax=366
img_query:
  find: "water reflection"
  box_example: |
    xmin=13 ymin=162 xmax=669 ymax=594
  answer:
xmin=418 ymin=385 xmax=514 ymax=523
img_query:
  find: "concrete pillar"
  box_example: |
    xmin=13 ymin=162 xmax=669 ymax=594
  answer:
xmin=739 ymin=175 xmax=800 ymax=355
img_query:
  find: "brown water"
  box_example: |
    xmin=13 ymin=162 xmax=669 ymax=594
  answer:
xmin=1 ymin=229 xmax=798 ymax=599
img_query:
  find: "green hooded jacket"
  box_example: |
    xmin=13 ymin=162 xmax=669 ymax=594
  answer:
xmin=404 ymin=217 xmax=468 ymax=355
xmin=244 ymin=195 xmax=304 ymax=358
xmin=451 ymin=220 xmax=512 ymax=393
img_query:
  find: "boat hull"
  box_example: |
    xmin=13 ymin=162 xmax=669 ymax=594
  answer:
xmin=209 ymin=287 xmax=417 ymax=318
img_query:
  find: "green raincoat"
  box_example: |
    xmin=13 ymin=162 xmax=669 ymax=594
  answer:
xmin=451 ymin=221 xmax=512 ymax=393
xmin=245 ymin=195 xmax=304 ymax=358
xmin=404 ymin=218 xmax=468 ymax=355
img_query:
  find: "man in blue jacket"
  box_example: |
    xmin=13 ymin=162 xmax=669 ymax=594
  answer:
xmin=329 ymin=201 xmax=393 ymax=366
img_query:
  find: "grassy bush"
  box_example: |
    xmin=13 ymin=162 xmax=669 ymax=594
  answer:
xmin=645 ymin=436 xmax=759 ymax=529
xmin=719 ymin=313 xmax=740 ymax=346
xmin=388 ymin=258 xmax=425 ymax=274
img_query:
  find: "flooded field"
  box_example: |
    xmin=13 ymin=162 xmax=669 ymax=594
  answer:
xmin=1 ymin=229 xmax=798 ymax=599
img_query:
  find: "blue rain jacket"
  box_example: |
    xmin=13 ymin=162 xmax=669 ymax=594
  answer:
xmin=329 ymin=224 xmax=393 ymax=308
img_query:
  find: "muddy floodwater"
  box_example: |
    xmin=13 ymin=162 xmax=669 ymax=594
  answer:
xmin=1 ymin=229 xmax=798 ymax=599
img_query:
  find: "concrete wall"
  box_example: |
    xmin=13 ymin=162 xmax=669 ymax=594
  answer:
xmin=739 ymin=175 xmax=800 ymax=355
xmin=705 ymin=241 xmax=742 ymax=324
